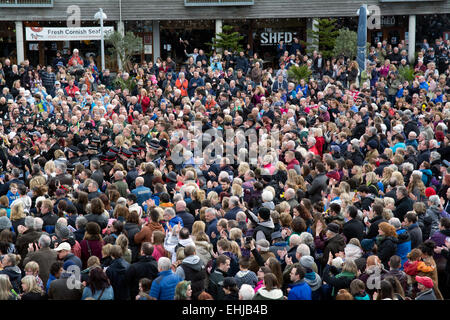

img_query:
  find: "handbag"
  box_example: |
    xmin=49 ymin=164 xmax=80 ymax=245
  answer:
xmin=97 ymin=288 xmax=105 ymax=300
xmin=86 ymin=240 xmax=93 ymax=257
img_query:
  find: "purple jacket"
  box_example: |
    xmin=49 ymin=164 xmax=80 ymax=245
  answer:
xmin=431 ymin=229 xmax=450 ymax=261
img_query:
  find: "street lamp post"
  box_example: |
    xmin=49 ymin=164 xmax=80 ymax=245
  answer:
xmin=95 ymin=8 xmax=107 ymax=72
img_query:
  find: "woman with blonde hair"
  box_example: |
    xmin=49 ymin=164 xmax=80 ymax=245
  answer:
xmin=20 ymin=275 xmax=46 ymax=300
xmin=191 ymin=221 xmax=206 ymax=240
xmin=24 ymin=261 xmax=45 ymax=292
xmin=10 ymin=202 xmax=26 ymax=234
xmin=194 ymin=231 xmax=213 ymax=266
xmin=230 ymin=241 xmax=242 ymax=259
xmin=0 ymin=274 xmax=17 ymax=300
xmin=381 ymin=166 xmax=394 ymax=190
xmin=391 ymin=171 xmax=405 ymax=186
xmin=238 ymin=162 xmax=250 ymax=178
xmin=407 ymin=171 xmax=426 ymax=202
xmin=231 ymin=183 xmax=243 ymax=198
xmin=44 ymin=161 xmax=56 ymax=179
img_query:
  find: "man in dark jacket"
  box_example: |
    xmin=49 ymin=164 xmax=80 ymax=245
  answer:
xmin=125 ymin=242 xmax=158 ymax=299
xmin=355 ymin=185 xmax=375 ymax=211
xmin=365 ymin=204 xmax=387 ymax=239
xmin=106 ymin=245 xmax=130 ymax=300
xmin=306 ymin=162 xmax=328 ymax=204
xmin=352 ymin=112 xmax=366 ymax=139
xmin=175 ymin=200 xmax=194 ymax=233
xmin=403 ymin=212 xmax=423 ymax=249
xmin=48 ymin=269 xmax=83 ymax=300
xmin=207 ymin=255 xmax=230 ymax=300
xmin=315 ymin=223 xmax=346 ymax=268
xmin=345 ymin=142 xmax=365 ymax=166
xmin=343 ymin=205 xmax=365 ymax=242
xmin=175 ymin=245 xmax=206 ymax=300
xmin=383 ymin=255 xmax=408 ymax=293
xmin=394 ymin=186 xmax=414 ymax=222
xmin=16 ymin=216 xmax=43 ymax=267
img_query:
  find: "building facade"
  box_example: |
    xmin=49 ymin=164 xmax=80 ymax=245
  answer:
xmin=1 ymin=0 xmax=449 ymax=68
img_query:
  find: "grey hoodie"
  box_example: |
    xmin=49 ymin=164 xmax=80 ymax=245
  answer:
xmin=427 ymin=205 xmax=442 ymax=236
xmin=175 ymin=255 xmax=203 ymax=279
xmin=304 ymin=272 xmax=322 ymax=291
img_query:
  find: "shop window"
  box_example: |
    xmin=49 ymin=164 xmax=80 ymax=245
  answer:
xmin=0 ymin=0 xmax=53 ymax=7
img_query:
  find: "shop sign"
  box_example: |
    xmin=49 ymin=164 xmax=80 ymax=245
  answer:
xmin=381 ymin=16 xmax=395 ymax=26
xmin=26 ymin=26 xmax=114 ymax=41
xmin=260 ymin=28 xmax=294 ymax=46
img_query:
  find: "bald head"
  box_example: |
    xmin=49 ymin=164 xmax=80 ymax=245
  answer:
xmin=135 ymin=177 xmax=144 ymax=187
xmin=176 ymin=200 xmax=187 ymax=212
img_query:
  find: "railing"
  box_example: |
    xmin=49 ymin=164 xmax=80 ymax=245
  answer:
xmin=0 ymin=0 xmax=53 ymax=7
xmin=184 ymin=0 xmax=254 ymax=6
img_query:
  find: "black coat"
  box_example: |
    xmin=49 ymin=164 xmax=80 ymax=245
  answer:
xmin=366 ymin=215 xmax=387 ymax=239
xmin=124 ymin=222 xmax=141 ymax=262
xmin=393 ymin=197 xmax=414 ymax=222
xmin=377 ymin=236 xmax=398 ymax=268
xmin=125 ymin=255 xmax=158 ymax=299
xmin=321 ymin=234 xmax=346 ymax=267
xmin=85 ymin=213 xmax=108 ymax=230
xmin=322 ymin=264 xmax=355 ymax=296
xmin=343 ymin=219 xmax=365 ymax=242
xmin=306 ymin=173 xmax=328 ymax=204
xmin=106 ymin=258 xmax=130 ymax=300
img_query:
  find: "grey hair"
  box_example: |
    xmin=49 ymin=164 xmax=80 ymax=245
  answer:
xmin=127 ymin=159 xmax=136 ymax=169
xmin=401 ymin=162 xmax=414 ymax=172
xmin=38 ymin=234 xmax=51 ymax=248
xmin=75 ymin=216 xmax=88 ymax=229
xmin=34 ymin=217 xmax=43 ymax=231
xmin=239 ymin=284 xmax=255 ymax=300
xmin=229 ymin=196 xmax=240 ymax=207
xmin=205 ymin=207 xmax=217 ymax=218
xmin=158 ymin=257 xmax=172 ymax=271
xmin=429 ymin=195 xmax=441 ymax=207
xmin=24 ymin=216 xmax=35 ymax=229
xmin=56 ymin=162 xmax=67 ymax=173
xmin=430 ymin=151 xmax=441 ymax=162
xmin=296 ymin=244 xmax=311 ymax=257
xmin=164 ymin=207 xmax=176 ymax=218
xmin=389 ymin=217 xmax=402 ymax=229
xmin=299 ymin=232 xmax=314 ymax=248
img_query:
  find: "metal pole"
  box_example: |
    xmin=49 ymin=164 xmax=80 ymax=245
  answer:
xmin=100 ymin=8 xmax=105 ymax=72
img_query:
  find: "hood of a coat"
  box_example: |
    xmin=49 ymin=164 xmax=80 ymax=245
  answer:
xmin=182 ymin=255 xmax=203 ymax=271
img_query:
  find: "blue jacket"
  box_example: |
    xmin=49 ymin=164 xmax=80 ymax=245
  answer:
xmin=396 ymin=228 xmax=411 ymax=268
xmin=287 ymin=280 xmax=312 ymax=300
xmin=132 ymin=186 xmax=152 ymax=208
xmin=163 ymin=215 xmax=184 ymax=232
xmin=150 ymin=270 xmax=182 ymax=300
xmin=82 ymin=285 xmax=114 ymax=300
xmin=224 ymin=206 xmax=241 ymax=221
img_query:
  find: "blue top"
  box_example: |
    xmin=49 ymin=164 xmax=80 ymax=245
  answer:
xmin=287 ymin=280 xmax=312 ymax=300
xmin=149 ymin=270 xmax=182 ymax=300
xmin=82 ymin=286 xmax=114 ymax=300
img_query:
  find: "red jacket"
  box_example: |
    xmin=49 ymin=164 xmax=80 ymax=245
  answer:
xmin=138 ymin=95 xmax=150 ymax=114
xmin=65 ymin=85 xmax=80 ymax=98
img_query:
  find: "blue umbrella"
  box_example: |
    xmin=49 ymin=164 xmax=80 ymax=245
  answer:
xmin=356 ymin=5 xmax=367 ymax=73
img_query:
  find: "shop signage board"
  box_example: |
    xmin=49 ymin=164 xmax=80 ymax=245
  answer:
xmin=25 ymin=26 xmax=114 ymax=41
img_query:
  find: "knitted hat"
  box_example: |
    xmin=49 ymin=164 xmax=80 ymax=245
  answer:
xmin=416 ymin=276 xmax=434 ymax=289
xmin=425 ymin=187 xmax=436 ymax=198
xmin=0 ymin=216 xmax=12 ymax=231
xmin=56 ymin=225 xmax=70 ymax=239
xmin=326 ymin=222 xmax=340 ymax=234
xmin=299 ymin=255 xmax=315 ymax=271
xmin=361 ymin=238 xmax=375 ymax=251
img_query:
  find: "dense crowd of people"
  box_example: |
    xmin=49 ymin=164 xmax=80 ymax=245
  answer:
xmin=0 ymin=34 xmax=448 ymax=301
